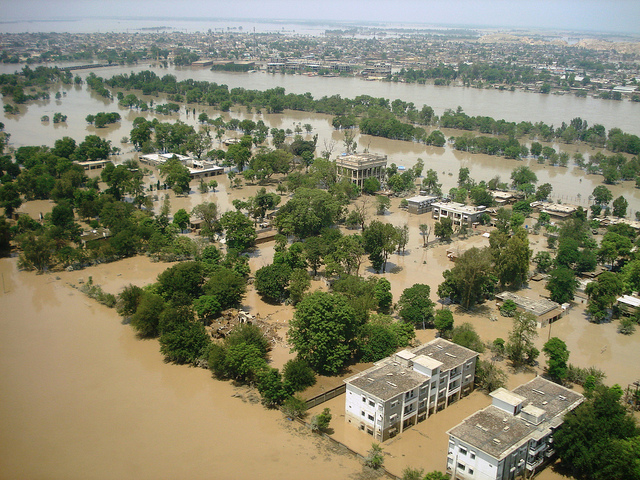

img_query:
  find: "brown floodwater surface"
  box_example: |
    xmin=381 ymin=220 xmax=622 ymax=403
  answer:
xmin=0 ymin=258 xmax=365 ymax=480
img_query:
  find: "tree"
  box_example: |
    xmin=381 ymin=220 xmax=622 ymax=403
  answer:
xmin=130 ymin=292 xmax=166 ymax=337
xmin=282 ymin=395 xmax=308 ymax=419
xmin=419 ymin=223 xmax=431 ymax=246
xmin=358 ymin=315 xmax=415 ymax=362
xmin=282 ymin=358 xmax=316 ymax=392
xmin=510 ymin=166 xmax=537 ymax=188
xmin=546 ymin=267 xmax=578 ymax=304
xmin=451 ymin=322 xmax=485 ymax=352
xmin=543 ymin=337 xmax=570 ymax=383
xmin=310 ymin=408 xmax=332 ymax=433
xmin=157 ymin=261 xmax=205 ymax=306
xmin=191 ymin=202 xmax=219 ymax=239
xmin=203 ymin=266 xmax=246 ymax=309
xmin=255 ymin=263 xmax=292 ymax=303
xmin=365 ymin=443 xmax=384 ymax=469
xmin=592 ymin=185 xmax=613 ymax=206
xmin=489 ymin=229 xmax=531 ymax=289
xmin=533 ymin=251 xmax=553 ymax=273
xmin=274 ymin=188 xmax=344 ymax=238
xmin=475 ymin=359 xmax=507 ymax=391
xmin=0 ymin=182 xmax=22 ymax=217
xmin=554 ymin=386 xmax=640 ymax=480
xmin=220 ymin=211 xmax=256 ymax=251
xmin=434 ymin=217 xmax=453 ymax=240
xmin=288 ymin=268 xmax=310 ymax=305
xmin=434 ymin=309 xmax=454 ymax=338
xmin=396 ymin=224 xmax=409 ymax=254
xmin=438 ymin=247 xmax=496 ymax=308
xmin=376 ymin=195 xmax=391 ymax=215
xmin=374 ymin=278 xmax=393 ymax=313
xmin=505 ymin=312 xmax=539 ymax=367
xmin=362 ymin=220 xmax=398 ymax=273
xmin=256 ymin=367 xmax=288 ymax=407
xmin=193 ymin=295 xmax=222 ymax=323
xmin=397 ymin=284 xmax=435 ymax=329
xmin=362 ymin=177 xmax=381 ymax=195
xmin=585 ymin=271 xmax=625 ymax=323
xmin=612 ymin=195 xmax=628 ymax=218
xmin=173 ymin=208 xmax=189 ymax=232
xmin=159 ymin=157 xmax=191 ymax=195
xmin=288 ymin=291 xmax=359 ymax=375
xmin=159 ymin=321 xmax=210 ymax=365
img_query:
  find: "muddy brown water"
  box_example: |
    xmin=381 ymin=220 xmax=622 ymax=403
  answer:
xmin=0 ymin=257 xmax=368 ymax=480
xmin=2 ymin=64 xmax=640 ymax=479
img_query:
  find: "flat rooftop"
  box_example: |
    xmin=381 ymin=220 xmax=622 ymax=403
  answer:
xmin=495 ymin=292 xmax=561 ymax=317
xmin=407 ymin=195 xmax=439 ymax=203
xmin=346 ymin=361 xmax=427 ymax=401
xmin=432 ymin=202 xmax=487 ymax=215
xmin=335 ymin=153 xmax=387 ymax=168
xmin=411 ymin=338 xmax=478 ymax=371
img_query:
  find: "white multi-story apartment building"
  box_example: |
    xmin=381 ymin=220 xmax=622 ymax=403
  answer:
xmin=446 ymin=376 xmax=583 ymax=480
xmin=344 ymin=338 xmax=479 ymax=442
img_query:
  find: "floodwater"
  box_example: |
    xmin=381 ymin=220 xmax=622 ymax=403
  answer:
xmin=1 ymin=64 xmax=639 ymax=214
xmin=2 ymin=63 xmax=640 ymax=479
xmin=0 ymin=257 xmax=366 ymax=480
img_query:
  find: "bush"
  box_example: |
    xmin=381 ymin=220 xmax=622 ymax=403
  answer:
xmin=365 ymin=443 xmax=384 ymax=469
xmin=282 ymin=395 xmax=308 ymax=419
xmin=499 ymin=299 xmax=518 ymax=317
xmin=310 ymin=408 xmax=332 ymax=433
xmin=282 ymin=358 xmax=316 ymax=392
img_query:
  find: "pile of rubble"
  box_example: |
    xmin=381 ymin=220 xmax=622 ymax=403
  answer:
xmin=206 ymin=308 xmax=283 ymax=346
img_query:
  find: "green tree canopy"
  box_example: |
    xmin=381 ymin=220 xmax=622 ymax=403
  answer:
xmin=397 ymin=283 xmax=435 ymax=329
xmin=288 ymin=291 xmax=359 ymax=375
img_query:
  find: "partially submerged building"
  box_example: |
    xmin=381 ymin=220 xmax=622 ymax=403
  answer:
xmin=344 ymin=338 xmax=478 ymax=442
xmin=447 ymin=376 xmax=583 ymax=480
xmin=335 ymin=153 xmax=387 ymax=188
xmin=139 ymin=153 xmax=224 ymax=180
xmin=495 ymin=292 xmax=564 ymax=328
xmin=406 ymin=194 xmax=440 ymax=214
xmin=432 ymin=202 xmax=488 ymax=227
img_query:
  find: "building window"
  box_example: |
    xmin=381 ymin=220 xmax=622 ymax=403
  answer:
xmin=368 ymin=414 xmax=374 ymax=421
xmin=369 ymin=400 xmax=375 ymax=407
xmin=391 ymin=400 xmax=398 ymax=408
xmin=361 ymin=411 xmax=365 ymax=417
xmin=468 ymin=468 xmax=474 ymax=475
xmin=457 ymin=463 xmax=466 ymax=472
xmin=470 ymin=452 xmax=476 ymax=460
xmin=362 ymin=396 xmax=366 ymax=402
xmin=460 ymin=447 xmax=467 ymax=456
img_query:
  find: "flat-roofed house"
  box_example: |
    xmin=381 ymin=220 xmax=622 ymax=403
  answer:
xmin=495 ymin=292 xmax=564 ymax=328
xmin=407 ymin=195 xmax=440 ymax=214
xmin=447 ymin=376 xmax=583 ymax=480
xmin=344 ymin=338 xmax=478 ymax=442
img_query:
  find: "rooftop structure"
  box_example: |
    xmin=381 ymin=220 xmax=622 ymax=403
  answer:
xmin=335 ymin=153 xmax=388 ymax=188
xmin=344 ymin=338 xmax=478 ymax=442
xmin=447 ymin=376 xmax=583 ymax=480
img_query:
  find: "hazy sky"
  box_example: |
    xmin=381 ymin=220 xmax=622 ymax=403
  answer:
xmin=2 ymin=0 xmax=639 ymax=35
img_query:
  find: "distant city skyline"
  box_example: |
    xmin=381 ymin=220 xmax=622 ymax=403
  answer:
xmin=1 ymin=0 xmax=639 ymax=35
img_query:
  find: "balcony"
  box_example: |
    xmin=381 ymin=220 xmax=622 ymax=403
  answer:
xmin=526 ymin=458 xmax=544 ymax=471
xmin=528 ymin=443 xmax=549 ymax=457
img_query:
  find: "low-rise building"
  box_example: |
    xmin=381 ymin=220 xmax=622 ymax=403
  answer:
xmin=447 ymin=376 xmax=583 ymax=480
xmin=406 ymin=194 xmax=440 ymax=214
xmin=432 ymin=202 xmax=488 ymax=226
xmin=344 ymin=338 xmax=478 ymax=442
xmin=335 ymin=153 xmax=387 ymax=188
xmin=495 ymin=292 xmax=564 ymax=328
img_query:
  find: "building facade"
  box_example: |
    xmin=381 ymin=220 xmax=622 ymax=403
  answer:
xmin=447 ymin=376 xmax=583 ymax=480
xmin=432 ymin=202 xmax=488 ymax=226
xmin=344 ymin=338 xmax=478 ymax=442
xmin=406 ymin=195 xmax=440 ymax=214
xmin=335 ymin=153 xmax=387 ymax=188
